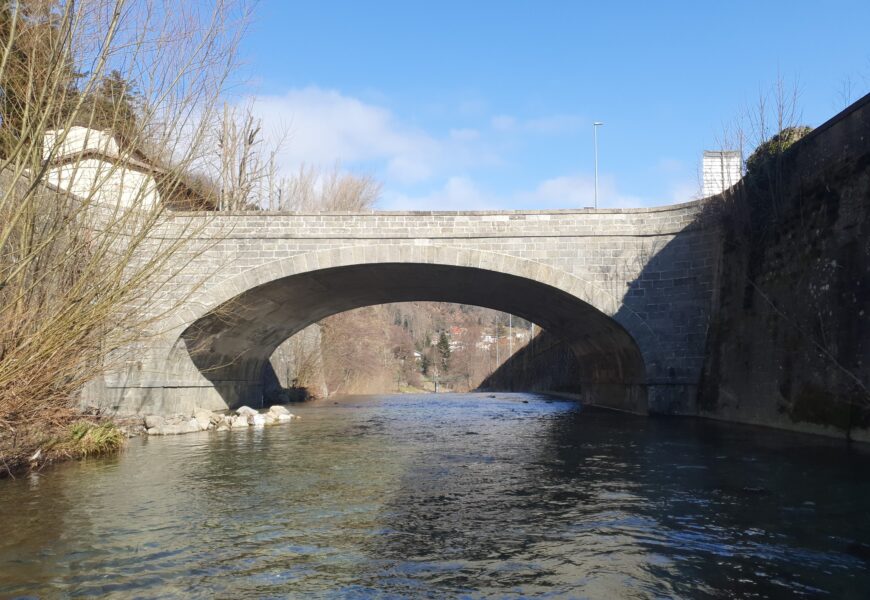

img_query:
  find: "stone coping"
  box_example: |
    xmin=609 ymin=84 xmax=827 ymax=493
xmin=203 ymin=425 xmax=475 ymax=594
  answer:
xmin=166 ymin=198 xmax=708 ymax=218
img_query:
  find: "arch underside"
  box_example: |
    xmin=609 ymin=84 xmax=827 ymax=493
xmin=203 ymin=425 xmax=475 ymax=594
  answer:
xmin=178 ymin=262 xmax=648 ymax=412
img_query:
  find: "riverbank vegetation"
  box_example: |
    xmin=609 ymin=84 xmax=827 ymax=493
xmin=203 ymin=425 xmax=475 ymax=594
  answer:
xmin=1 ymin=411 xmax=126 ymax=475
xmin=0 ymin=0 xmax=248 ymax=477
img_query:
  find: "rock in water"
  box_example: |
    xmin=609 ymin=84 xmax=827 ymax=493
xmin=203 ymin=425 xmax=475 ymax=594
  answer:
xmin=193 ymin=409 xmax=212 ymax=430
xmin=231 ymin=415 xmax=250 ymax=428
xmin=161 ymin=423 xmax=187 ymax=435
xmin=277 ymin=413 xmax=293 ymax=423
xmin=144 ymin=415 xmax=165 ymax=429
xmin=252 ymin=413 xmax=267 ymax=427
xmin=268 ymin=405 xmax=290 ymax=416
xmin=236 ymin=406 xmax=258 ymax=417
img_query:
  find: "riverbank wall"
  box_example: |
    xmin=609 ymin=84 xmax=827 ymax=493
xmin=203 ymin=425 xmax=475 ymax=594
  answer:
xmin=699 ymin=93 xmax=870 ymax=442
xmin=484 ymin=92 xmax=870 ymax=442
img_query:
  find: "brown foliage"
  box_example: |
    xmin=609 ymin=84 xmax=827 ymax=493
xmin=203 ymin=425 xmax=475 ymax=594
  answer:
xmin=0 ymin=0 xmax=248 ymax=476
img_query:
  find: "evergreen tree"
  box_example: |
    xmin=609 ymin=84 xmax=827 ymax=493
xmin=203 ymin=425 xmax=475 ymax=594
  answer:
xmin=437 ymin=331 xmax=451 ymax=373
xmin=82 ymin=70 xmax=142 ymax=150
xmin=0 ymin=1 xmax=81 ymax=160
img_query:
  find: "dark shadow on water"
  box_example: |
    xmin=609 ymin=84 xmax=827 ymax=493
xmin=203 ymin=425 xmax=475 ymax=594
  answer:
xmin=354 ymin=400 xmax=870 ymax=597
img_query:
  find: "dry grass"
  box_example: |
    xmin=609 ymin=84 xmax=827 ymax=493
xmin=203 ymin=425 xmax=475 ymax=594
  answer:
xmin=0 ymin=412 xmax=126 ymax=477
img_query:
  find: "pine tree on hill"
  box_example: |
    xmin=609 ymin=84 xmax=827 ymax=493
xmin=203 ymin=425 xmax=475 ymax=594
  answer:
xmin=437 ymin=331 xmax=451 ymax=373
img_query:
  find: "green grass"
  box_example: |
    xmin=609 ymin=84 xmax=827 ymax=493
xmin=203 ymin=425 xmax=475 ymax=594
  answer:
xmin=1 ymin=419 xmax=126 ymax=478
xmin=67 ymin=421 xmax=126 ymax=457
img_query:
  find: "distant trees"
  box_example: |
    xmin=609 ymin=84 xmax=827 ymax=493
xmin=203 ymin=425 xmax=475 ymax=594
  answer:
xmin=84 ymin=70 xmax=143 ymax=150
xmin=271 ymin=300 xmax=530 ymax=397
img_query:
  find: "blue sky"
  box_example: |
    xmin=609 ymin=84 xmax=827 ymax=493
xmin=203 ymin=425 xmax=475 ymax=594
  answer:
xmin=238 ymin=1 xmax=870 ymax=210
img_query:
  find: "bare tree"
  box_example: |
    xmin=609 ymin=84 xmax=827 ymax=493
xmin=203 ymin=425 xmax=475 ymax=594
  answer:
xmin=275 ymin=164 xmax=381 ymax=211
xmin=0 ymin=0 xmax=250 ymax=474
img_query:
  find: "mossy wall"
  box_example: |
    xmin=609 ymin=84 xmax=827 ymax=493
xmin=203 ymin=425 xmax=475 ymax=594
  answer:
xmin=698 ymin=92 xmax=870 ymax=442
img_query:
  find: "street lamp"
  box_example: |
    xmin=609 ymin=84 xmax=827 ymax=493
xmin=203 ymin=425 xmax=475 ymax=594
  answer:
xmin=593 ymin=121 xmax=604 ymax=209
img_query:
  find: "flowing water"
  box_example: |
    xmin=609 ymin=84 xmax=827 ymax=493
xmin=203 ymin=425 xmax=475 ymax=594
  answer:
xmin=2 ymin=393 xmax=870 ymax=598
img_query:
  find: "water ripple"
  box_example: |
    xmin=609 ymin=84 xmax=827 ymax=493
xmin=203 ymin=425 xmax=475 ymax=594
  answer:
xmin=2 ymin=393 xmax=869 ymax=598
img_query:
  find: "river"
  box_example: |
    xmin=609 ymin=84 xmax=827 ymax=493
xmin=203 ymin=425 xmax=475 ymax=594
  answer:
xmin=2 ymin=393 xmax=869 ymax=598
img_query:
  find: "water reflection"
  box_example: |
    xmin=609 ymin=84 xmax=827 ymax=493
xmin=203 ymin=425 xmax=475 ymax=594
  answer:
xmin=1 ymin=393 xmax=869 ymax=598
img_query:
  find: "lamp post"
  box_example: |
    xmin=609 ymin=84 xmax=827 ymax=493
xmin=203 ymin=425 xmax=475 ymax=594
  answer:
xmin=593 ymin=121 xmax=604 ymax=209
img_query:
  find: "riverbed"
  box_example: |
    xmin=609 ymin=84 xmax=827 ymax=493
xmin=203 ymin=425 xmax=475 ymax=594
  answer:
xmin=2 ymin=393 xmax=869 ymax=598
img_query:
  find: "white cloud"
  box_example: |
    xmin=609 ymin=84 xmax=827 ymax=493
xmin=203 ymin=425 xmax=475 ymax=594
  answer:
xmin=248 ymin=87 xmax=503 ymax=185
xmin=250 ymin=87 xmax=438 ymax=183
xmin=518 ymin=174 xmax=647 ymax=208
xmin=384 ymin=177 xmax=498 ymax=211
xmin=240 ymin=87 xmax=676 ymax=211
xmin=381 ymin=173 xmax=649 ymax=211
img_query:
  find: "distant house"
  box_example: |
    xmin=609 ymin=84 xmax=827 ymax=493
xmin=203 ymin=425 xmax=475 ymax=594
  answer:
xmin=41 ymin=126 xmax=215 ymax=210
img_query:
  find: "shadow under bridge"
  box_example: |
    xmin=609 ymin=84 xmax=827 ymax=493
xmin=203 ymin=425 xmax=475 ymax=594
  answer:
xmin=177 ymin=260 xmax=647 ymax=412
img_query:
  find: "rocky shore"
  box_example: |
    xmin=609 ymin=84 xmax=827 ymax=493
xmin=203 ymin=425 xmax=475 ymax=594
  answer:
xmin=119 ymin=404 xmax=299 ymax=437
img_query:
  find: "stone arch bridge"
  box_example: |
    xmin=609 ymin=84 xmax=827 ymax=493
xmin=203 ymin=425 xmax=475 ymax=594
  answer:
xmin=93 ymin=202 xmax=721 ymax=416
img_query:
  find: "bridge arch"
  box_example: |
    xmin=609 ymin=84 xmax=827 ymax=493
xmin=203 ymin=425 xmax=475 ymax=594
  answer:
xmin=159 ymin=244 xmax=651 ymax=413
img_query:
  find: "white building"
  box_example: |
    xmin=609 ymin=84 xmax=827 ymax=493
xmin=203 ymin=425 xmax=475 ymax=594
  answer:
xmin=41 ymin=126 xmax=162 ymax=209
xmin=702 ymin=150 xmax=742 ymax=197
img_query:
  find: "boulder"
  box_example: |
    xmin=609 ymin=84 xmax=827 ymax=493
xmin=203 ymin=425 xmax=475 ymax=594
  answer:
xmin=236 ymin=406 xmax=258 ymax=417
xmin=277 ymin=413 xmax=293 ymax=423
xmin=265 ymin=413 xmax=279 ymax=425
xmin=187 ymin=418 xmax=203 ymax=433
xmin=144 ymin=415 xmax=165 ymax=429
xmin=216 ymin=424 xmax=229 ymax=432
xmin=268 ymin=405 xmax=290 ymax=416
xmin=231 ymin=415 xmax=250 ymax=428
xmin=146 ymin=426 xmax=162 ymax=435
xmin=162 ymin=423 xmax=188 ymax=435
xmin=193 ymin=412 xmax=211 ymax=431
xmin=252 ymin=413 xmax=267 ymax=427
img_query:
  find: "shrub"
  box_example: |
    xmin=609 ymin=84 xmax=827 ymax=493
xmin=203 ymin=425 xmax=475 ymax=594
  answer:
xmin=745 ymin=126 xmax=813 ymax=179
